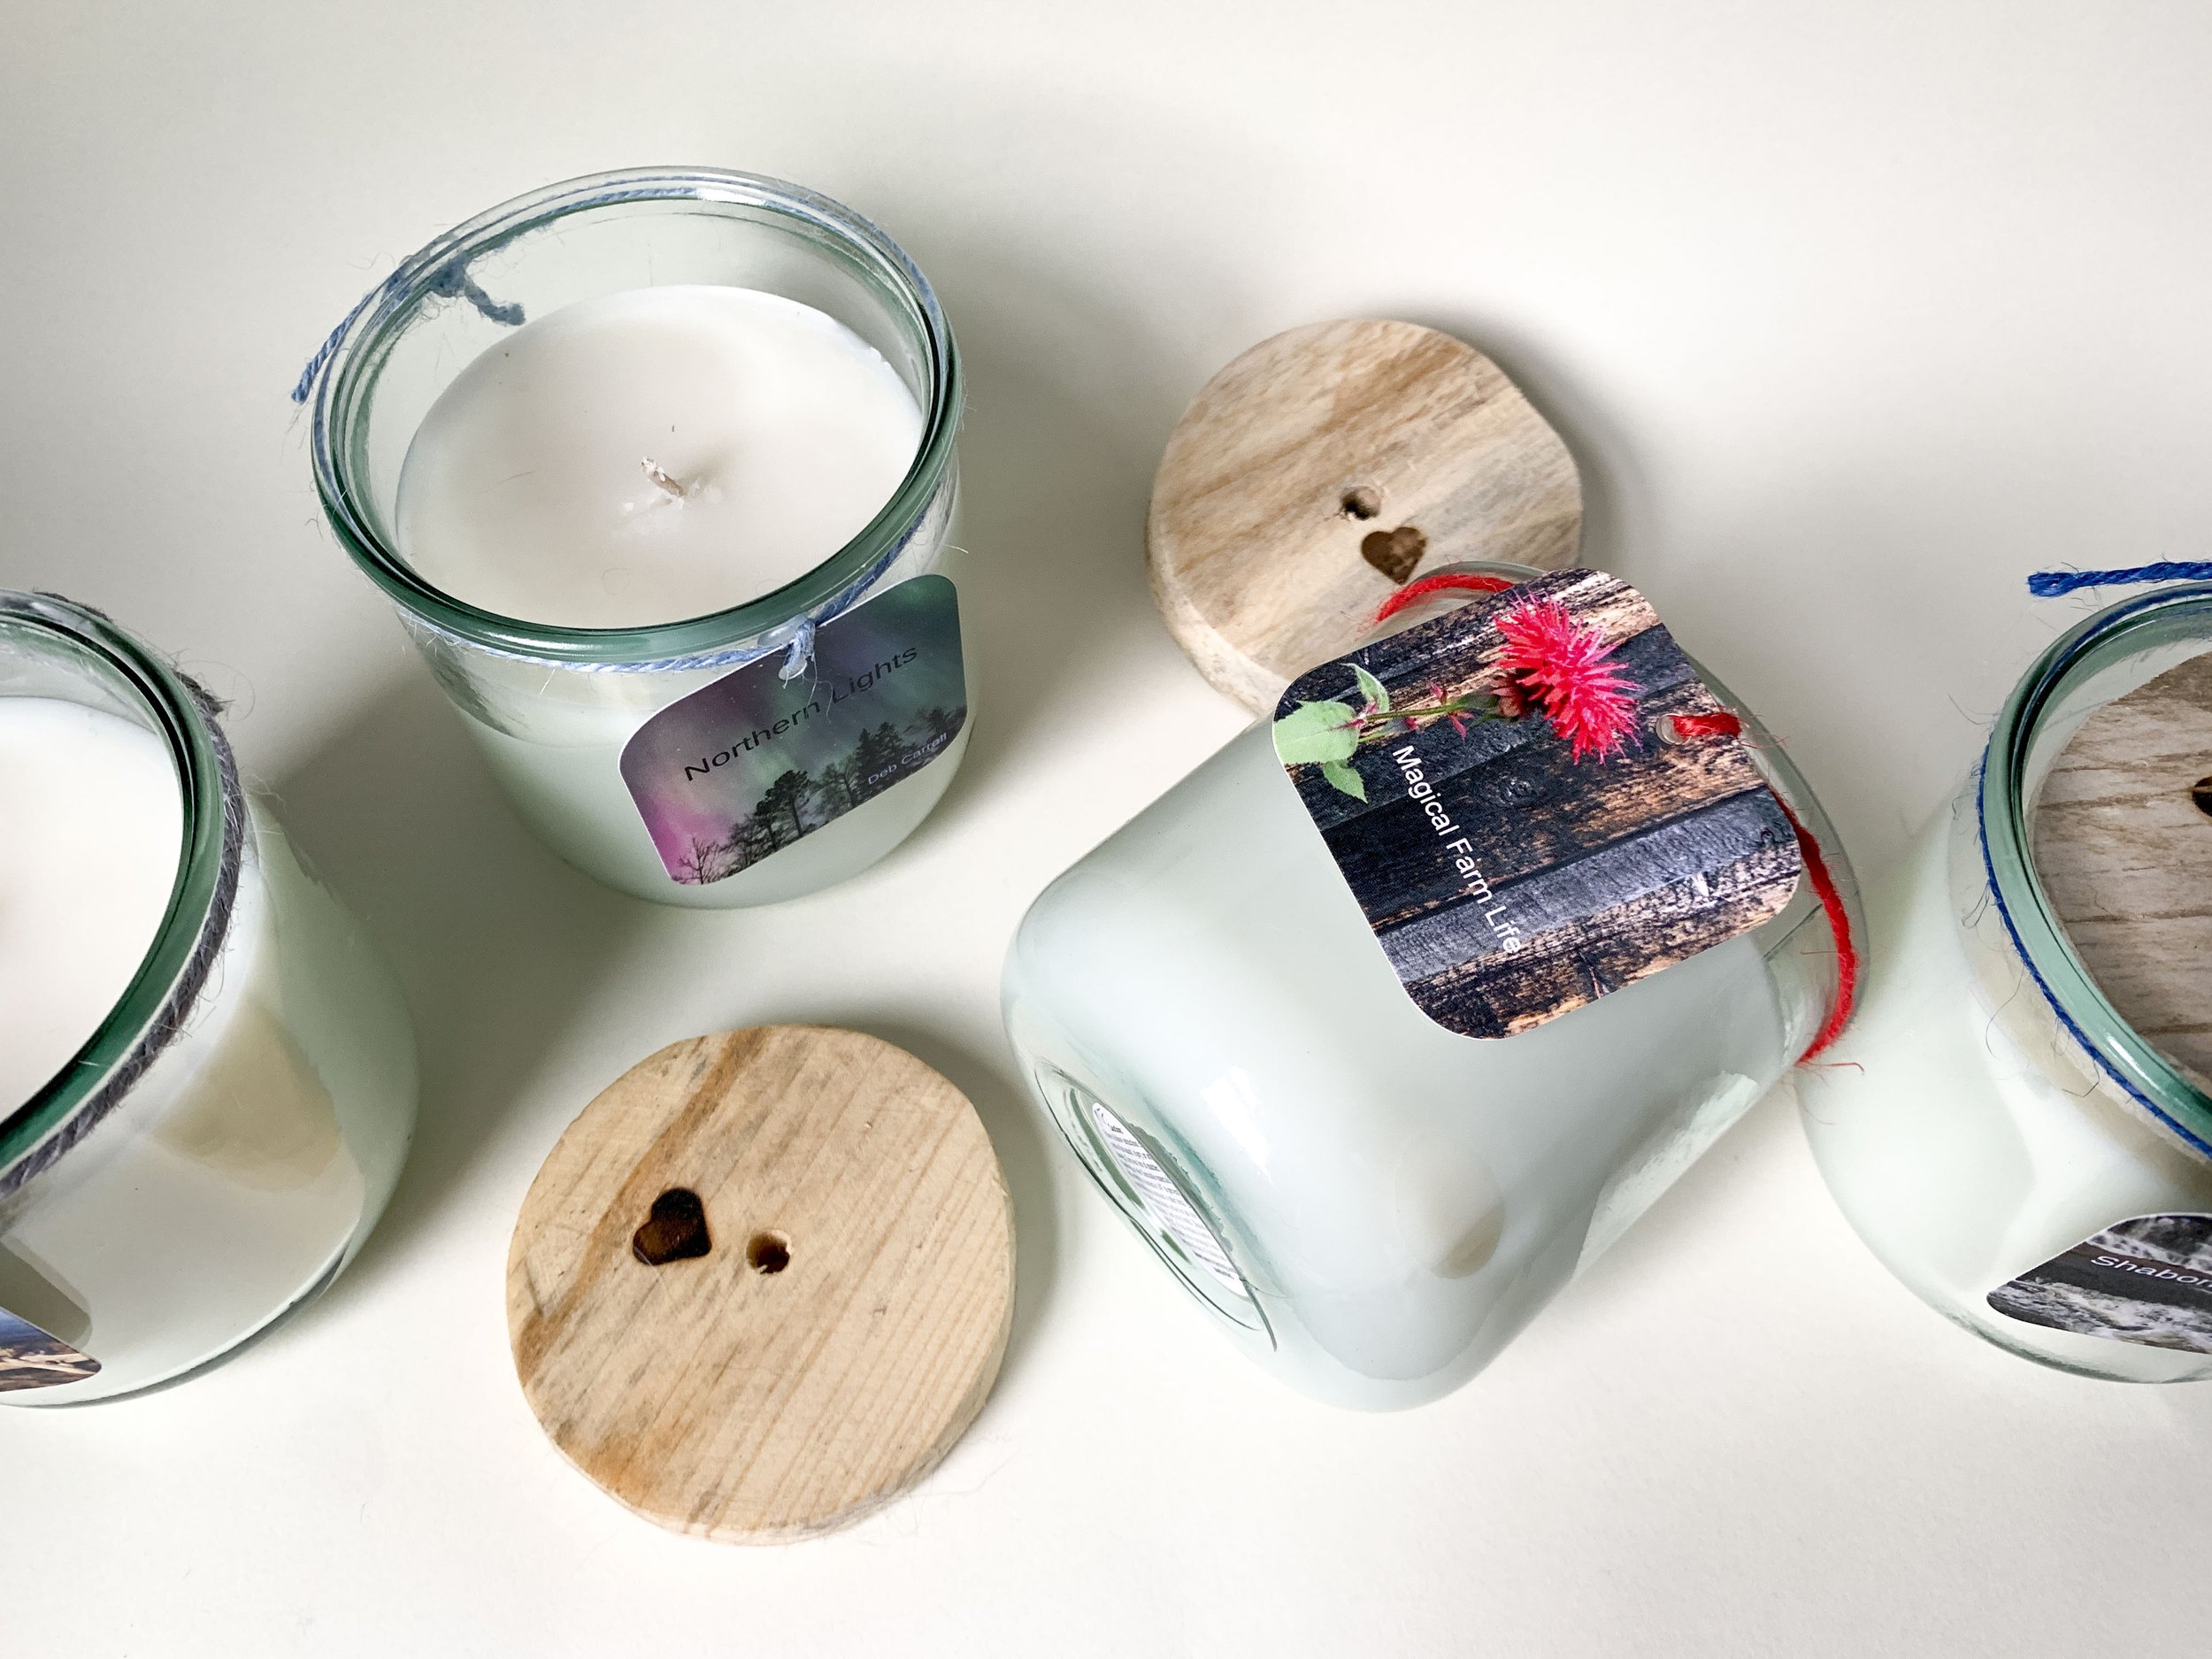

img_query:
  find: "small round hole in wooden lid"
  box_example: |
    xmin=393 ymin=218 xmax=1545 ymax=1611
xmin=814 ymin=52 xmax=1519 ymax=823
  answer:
xmin=1147 ymin=319 xmax=1582 ymax=712
xmin=507 ymin=1025 xmax=1014 ymax=1542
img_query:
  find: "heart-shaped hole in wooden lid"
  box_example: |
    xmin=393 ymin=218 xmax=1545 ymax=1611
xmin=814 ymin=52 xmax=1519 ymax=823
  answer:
xmin=1148 ymin=319 xmax=1583 ymax=712
xmin=508 ymin=1025 xmax=1014 ymax=1543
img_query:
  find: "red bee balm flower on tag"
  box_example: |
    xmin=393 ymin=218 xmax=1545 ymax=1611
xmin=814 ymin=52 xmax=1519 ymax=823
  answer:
xmin=1494 ymin=598 xmax=1640 ymax=762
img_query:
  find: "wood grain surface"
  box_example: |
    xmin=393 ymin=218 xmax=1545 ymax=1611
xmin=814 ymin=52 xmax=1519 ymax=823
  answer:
xmin=506 ymin=1025 xmax=1014 ymax=1543
xmin=1148 ymin=319 xmax=1583 ymax=712
xmin=2033 ymin=653 xmax=2212 ymax=1088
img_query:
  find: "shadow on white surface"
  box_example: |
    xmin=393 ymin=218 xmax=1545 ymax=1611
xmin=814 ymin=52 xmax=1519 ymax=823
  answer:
xmin=261 ymin=669 xmax=647 ymax=1312
xmin=1409 ymin=303 xmax=1653 ymax=583
xmin=880 ymin=239 xmax=1242 ymax=864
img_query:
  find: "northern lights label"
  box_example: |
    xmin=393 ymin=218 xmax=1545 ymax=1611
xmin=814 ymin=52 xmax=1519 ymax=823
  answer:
xmin=621 ymin=574 xmax=966 ymax=884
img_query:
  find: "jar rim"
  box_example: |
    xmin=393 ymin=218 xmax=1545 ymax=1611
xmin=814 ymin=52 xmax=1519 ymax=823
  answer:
xmin=307 ymin=165 xmax=964 ymax=668
xmin=0 ymin=593 xmax=237 ymax=1198
xmin=1980 ymin=582 xmax=2212 ymax=1152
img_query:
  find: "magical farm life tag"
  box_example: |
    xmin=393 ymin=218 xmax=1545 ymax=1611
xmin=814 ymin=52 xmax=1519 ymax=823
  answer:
xmin=621 ymin=576 xmax=966 ymax=886
xmin=1271 ymin=567 xmax=1802 ymax=1039
xmin=1987 ymin=1214 xmax=2212 ymax=1354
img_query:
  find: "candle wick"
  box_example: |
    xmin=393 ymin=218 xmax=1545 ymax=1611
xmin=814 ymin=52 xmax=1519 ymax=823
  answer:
xmin=641 ymin=457 xmax=689 ymax=500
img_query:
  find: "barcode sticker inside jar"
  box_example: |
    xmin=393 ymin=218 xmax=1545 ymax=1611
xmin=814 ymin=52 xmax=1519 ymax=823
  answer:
xmin=1088 ymin=1102 xmax=1249 ymax=1298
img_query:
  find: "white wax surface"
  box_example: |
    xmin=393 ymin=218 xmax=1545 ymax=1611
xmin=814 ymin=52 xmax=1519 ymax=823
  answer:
xmin=395 ymin=286 xmax=925 ymax=628
xmin=0 ymin=698 xmax=182 ymax=1110
xmin=2 ymin=800 xmax=416 ymax=1402
xmin=1800 ymin=797 xmax=2212 ymax=1381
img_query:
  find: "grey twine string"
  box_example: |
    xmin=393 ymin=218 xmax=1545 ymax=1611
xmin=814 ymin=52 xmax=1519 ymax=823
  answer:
xmin=289 ymin=184 xmax=698 ymax=409
xmin=290 ymin=261 xmax=524 ymax=407
xmin=0 ymin=652 xmax=246 ymax=1208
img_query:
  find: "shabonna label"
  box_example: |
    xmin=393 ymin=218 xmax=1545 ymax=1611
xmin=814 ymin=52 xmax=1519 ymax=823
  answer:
xmin=1988 ymin=1214 xmax=2212 ymax=1353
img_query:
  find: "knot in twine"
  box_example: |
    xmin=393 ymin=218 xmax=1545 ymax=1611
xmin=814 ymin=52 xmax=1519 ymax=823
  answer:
xmin=291 ymin=258 xmax=526 ymax=407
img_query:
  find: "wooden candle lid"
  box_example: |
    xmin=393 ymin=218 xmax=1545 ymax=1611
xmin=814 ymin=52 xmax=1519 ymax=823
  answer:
xmin=1147 ymin=319 xmax=1583 ymax=712
xmin=2033 ymin=653 xmax=2212 ymax=1089
xmin=507 ymin=1025 xmax=1014 ymax=1542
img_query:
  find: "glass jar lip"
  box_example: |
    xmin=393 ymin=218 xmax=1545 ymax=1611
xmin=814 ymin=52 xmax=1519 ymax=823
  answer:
xmin=0 ymin=593 xmax=232 ymax=1195
xmin=307 ymin=165 xmax=964 ymax=668
xmin=1981 ymin=581 xmax=2212 ymax=1149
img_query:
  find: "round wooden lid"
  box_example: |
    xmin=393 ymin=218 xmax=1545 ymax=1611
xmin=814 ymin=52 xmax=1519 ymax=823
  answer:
xmin=507 ymin=1025 xmax=1015 ymax=1542
xmin=1147 ymin=319 xmax=1583 ymax=712
xmin=2033 ymin=654 xmax=2212 ymax=1095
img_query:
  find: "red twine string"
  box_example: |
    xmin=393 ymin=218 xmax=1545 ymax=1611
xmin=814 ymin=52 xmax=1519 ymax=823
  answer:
xmin=1371 ymin=579 xmax=1860 ymax=1064
xmin=1665 ymin=710 xmax=1743 ymax=741
xmin=1372 ymin=571 xmax=1517 ymax=622
xmin=1662 ymin=709 xmax=1859 ymax=1063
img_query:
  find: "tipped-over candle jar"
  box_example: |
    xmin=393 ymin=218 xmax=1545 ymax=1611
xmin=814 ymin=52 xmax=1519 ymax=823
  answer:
xmin=0 ymin=594 xmax=417 ymax=1402
xmin=1801 ymin=584 xmax=2212 ymax=1379
xmin=1003 ymin=565 xmax=1858 ymax=1409
xmin=305 ymin=168 xmax=968 ymax=908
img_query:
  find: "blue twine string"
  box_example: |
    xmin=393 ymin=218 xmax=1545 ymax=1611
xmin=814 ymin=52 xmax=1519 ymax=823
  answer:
xmin=1974 ymin=757 xmax=2212 ymax=1160
xmin=2025 ymin=562 xmax=2212 ymax=597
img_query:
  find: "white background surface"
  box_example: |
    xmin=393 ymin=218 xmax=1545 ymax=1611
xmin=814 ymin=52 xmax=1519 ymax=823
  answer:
xmin=4 ymin=4 xmax=2210 ymax=1653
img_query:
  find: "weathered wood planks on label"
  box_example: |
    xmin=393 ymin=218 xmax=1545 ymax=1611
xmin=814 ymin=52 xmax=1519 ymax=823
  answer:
xmin=1277 ymin=569 xmax=1801 ymax=1039
xmin=1148 ymin=319 xmax=1583 ymax=712
xmin=507 ymin=1025 xmax=1014 ymax=1543
xmin=2033 ymin=653 xmax=2212 ymax=1090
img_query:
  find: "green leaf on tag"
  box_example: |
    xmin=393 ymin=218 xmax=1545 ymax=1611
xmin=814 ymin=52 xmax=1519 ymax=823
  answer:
xmin=1271 ymin=700 xmax=1360 ymax=764
xmin=1320 ymin=759 xmax=1367 ymax=800
xmin=1351 ymin=664 xmax=1390 ymax=713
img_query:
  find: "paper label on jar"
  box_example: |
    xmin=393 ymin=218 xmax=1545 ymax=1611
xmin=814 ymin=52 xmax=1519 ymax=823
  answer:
xmin=0 ymin=1307 xmax=99 ymax=1394
xmin=620 ymin=575 xmax=966 ymax=885
xmin=1271 ymin=568 xmax=1801 ymax=1040
xmin=1986 ymin=1213 xmax=2212 ymax=1353
xmin=1087 ymin=1101 xmax=1251 ymax=1299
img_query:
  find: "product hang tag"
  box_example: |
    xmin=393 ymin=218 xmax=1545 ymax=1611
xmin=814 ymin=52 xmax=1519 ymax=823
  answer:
xmin=1272 ymin=567 xmax=1801 ymax=1039
xmin=0 ymin=1306 xmax=99 ymax=1394
xmin=1988 ymin=1214 xmax=2212 ymax=1353
xmin=621 ymin=575 xmax=966 ymax=886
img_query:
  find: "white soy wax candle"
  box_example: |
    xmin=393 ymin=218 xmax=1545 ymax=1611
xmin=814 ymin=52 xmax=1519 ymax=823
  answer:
xmin=0 ymin=701 xmax=181 ymax=1113
xmin=1801 ymin=583 xmax=2212 ymax=1380
xmin=305 ymin=170 xmax=968 ymax=909
xmin=1003 ymin=567 xmax=1860 ymax=1409
xmin=395 ymin=286 xmax=924 ymax=629
xmin=0 ymin=594 xmax=416 ymax=1403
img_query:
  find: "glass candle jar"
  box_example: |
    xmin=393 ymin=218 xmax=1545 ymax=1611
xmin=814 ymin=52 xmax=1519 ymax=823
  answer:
xmin=0 ymin=594 xmax=417 ymax=1403
xmin=1800 ymin=584 xmax=2212 ymax=1380
xmin=305 ymin=168 xmax=967 ymax=908
xmin=1002 ymin=566 xmax=1859 ymax=1409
